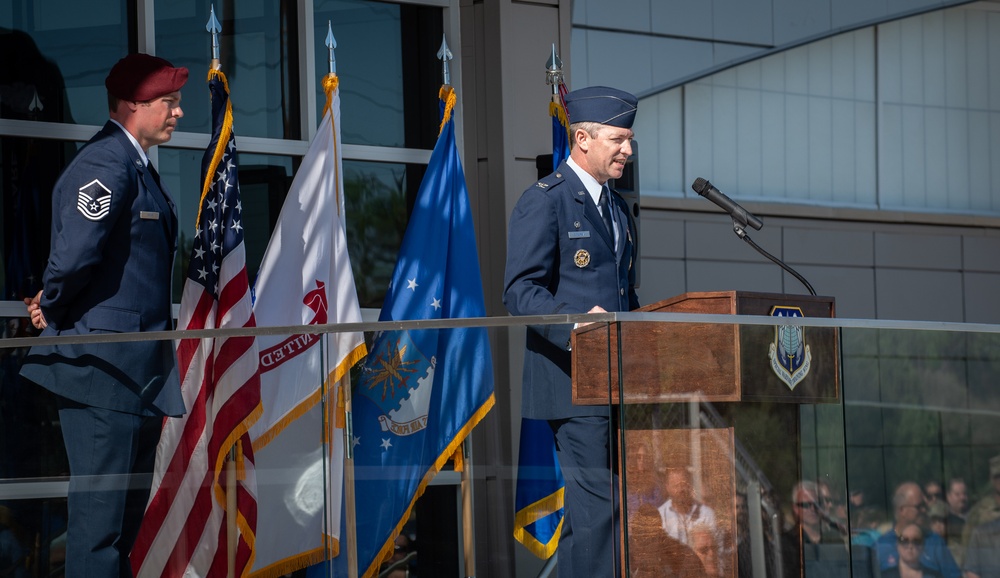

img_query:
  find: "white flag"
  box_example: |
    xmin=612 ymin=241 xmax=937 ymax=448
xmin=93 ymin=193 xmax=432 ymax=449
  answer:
xmin=249 ymin=74 xmax=365 ymax=577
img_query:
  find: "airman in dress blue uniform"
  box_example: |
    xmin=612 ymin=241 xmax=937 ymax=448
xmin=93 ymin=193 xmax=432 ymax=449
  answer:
xmin=504 ymin=86 xmax=640 ymax=577
xmin=20 ymin=53 xmax=188 ymax=578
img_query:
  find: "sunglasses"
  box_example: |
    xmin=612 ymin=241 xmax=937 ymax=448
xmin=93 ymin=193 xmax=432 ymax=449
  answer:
xmin=898 ymin=536 xmax=924 ymax=547
xmin=794 ymin=501 xmax=819 ymax=510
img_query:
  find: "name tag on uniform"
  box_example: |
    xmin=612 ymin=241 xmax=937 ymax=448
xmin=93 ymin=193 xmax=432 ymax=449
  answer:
xmin=140 ymin=211 xmax=160 ymax=220
xmin=568 ymin=231 xmax=590 ymax=239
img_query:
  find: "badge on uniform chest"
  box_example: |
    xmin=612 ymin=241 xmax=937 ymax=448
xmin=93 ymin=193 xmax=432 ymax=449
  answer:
xmin=574 ymin=249 xmax=591 ymax=267
xmin=568 ymin=231 xmax=590 ymax=239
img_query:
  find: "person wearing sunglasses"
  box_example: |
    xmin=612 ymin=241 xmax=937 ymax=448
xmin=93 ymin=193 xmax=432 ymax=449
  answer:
xmin=879 ymin=523 xmax=944 ymax=578
xmin=781 ymin=480 xmax=845 ymax=577
xmin=876 ymin=482 xmax=960 ymax=578
xmin=925 ymin=480 xmax=945 ymax=506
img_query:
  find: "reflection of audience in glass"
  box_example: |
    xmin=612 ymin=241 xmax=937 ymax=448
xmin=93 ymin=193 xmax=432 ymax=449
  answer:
xmin=787 ymin=481 xmax=823 ymax=543
xmin=879 ymin=523 xmax=944 ymax=578
xmin=962 ymin=455 xmax=1000 ymax=560
xmin=658 ymin=467 xmax=719 ymax=552
xmin=924 ymin=480 xmax=944 ymax=508
xmin=875 ymin=482 xmax=960 ymax=578
xmin=782 ymin=480 xmax=837 ymax=576
xmin=850 ymin=505 xmax=887 ymax=547
xmin=850 ymin=488 xmax=867 ymax=509
xmin=964 ymin=516 xmax=1000 ymax=578
xmin=928 ymin=501 xmax=948 ymax=544
xmin=627 ymin=440 xmax=666 ymax=512
xmin=690 ymin=522 xmax=721 ymax=577
xmin=380 ymin=530 xmax=415 ymax=578
xmin=818 ymin=479 xmax=849 ymax=529
xmin=944 ymin=477 xmax=968 ymax=550
xmin=628 ymin=504 xmax=704 ymax=578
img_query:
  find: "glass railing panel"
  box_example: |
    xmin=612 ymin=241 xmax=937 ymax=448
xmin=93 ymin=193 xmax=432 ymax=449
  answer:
xmin=3 ymin=310 xmax=997 ymax=578
xmin=615 ymin=315 xmax=1000 ymax=578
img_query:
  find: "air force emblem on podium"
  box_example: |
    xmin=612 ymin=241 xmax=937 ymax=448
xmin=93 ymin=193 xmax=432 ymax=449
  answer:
xmin=768 ymin=306 xmax=812 ymax=391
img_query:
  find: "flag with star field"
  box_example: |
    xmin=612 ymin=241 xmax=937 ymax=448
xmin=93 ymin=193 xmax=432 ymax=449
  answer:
xmin=133 ymin=69 xmax=261 ymax=578
xmin=350 ymin=85 xmax=495 ymax=578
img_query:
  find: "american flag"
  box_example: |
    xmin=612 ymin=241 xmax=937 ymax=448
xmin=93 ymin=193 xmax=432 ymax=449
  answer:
xmin=132 ymin=69 xmax=262 ymax=578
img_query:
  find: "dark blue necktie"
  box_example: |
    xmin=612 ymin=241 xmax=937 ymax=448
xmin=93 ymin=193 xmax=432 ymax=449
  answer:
xmin=599 ymin=185 xmax=615 ymax=240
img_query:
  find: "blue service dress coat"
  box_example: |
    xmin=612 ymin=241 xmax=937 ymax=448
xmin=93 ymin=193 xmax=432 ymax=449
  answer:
xmin=20 ymin=121 xmax=184 ymax=418
xmin=503 ymin=160 xmax=640 ymax=420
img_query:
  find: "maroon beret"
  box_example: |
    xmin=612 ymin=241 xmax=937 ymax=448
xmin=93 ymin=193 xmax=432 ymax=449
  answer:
xmin=105 ymin=53 xmax=189 ymax=102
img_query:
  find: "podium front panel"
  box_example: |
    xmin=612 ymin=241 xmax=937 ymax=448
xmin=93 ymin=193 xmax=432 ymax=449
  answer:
xmin=571 ymin=291 xmax=839 ymax=405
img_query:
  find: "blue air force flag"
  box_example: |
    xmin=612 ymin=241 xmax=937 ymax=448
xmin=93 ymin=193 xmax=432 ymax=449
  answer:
xmin=349 ymin=84 xmax=495 ymax=578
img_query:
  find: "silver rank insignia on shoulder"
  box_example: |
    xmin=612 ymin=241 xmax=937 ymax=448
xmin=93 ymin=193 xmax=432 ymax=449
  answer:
xmin=536 ymin=182 xmax=549 ymax=189
xmin=574 ymin=249 xmax=590 ymax=268
xmin=77 ymin=179 xmax=112 ymax=221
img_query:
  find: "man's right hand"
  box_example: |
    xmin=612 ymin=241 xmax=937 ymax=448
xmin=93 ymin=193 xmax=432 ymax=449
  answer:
xmin=25 ymin=290 xmax=47 ymax=330
xmin=576 ymin=305 xmax=609 ymax=329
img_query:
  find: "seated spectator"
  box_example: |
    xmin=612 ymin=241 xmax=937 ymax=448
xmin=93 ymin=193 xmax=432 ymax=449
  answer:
xmin=925 ymin=480 xmax=944 ymax=508
xmin=734 ymin=491 xmax=770 ymax=578
xmin=851 ymin=505 xmax=887 ymax=547
xmin=690 ymin=522 xmax=721 ymax=577
xmin=628 ymin=504 xmax=704 ymax=577
xmin=818 ymin=479 xmax=849 ymax=530
xmin=782 ymin=480 xmax=845 ymax=576
xmin=963 ymin=456 xmax=1000 ymax=557
xmin=876 ymin=482 xmax=960 ymax=578
xmin=850 ymin=488 xmax=866 ymax=509
xmin=928 ymin=502 xmax=949 ymax=543
xmin=964 ymin=516 xmax=1000 ymax=578
xmin=658 ymin=466 xmax=724 ymax=577
xmin=658 ymin=467 xmax=718 ymax=548
xmin=879 ymin=523 xmax=944 ymax=578
xmin=943 ymin=477 xmax=968 ymax=563
xmin=627 ymin=440 xmax=666 ymax=512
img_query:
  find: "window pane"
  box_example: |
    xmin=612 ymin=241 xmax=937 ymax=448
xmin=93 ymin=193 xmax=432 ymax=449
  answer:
xmin=314 ymin=0 xmax=442 ymax=149
xmin=1 ymin=136 xmax=85 ymax=301
xmin=154 ymin=0 xmax=300 ymax=139
xmin=343 ymin=159 xmax=421 ymax=308
xmin=0 ymin=1 xmax=129 ymax=125
xmin=156 ymin=147 xmax=295 ymax=302
xmin=154 ymin=153 xmax=417 ymax=309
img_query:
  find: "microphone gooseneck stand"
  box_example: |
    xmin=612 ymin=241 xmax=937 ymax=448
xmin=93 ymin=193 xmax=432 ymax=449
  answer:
xmin=730 ymin=218 xmax=817 ymax=297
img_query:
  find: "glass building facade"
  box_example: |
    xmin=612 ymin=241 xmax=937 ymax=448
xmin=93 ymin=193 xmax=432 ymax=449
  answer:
xmin=635 ymin=4 xmax=1000 ymax=215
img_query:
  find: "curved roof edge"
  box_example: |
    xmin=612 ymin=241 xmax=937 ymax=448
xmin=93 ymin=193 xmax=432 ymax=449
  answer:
xmin=635 ymin=0 xmax=977 ymax=100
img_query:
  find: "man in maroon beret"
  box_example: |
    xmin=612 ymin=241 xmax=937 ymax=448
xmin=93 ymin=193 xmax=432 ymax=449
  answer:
xmin=21 ymin=53 xmax=188 ymax=578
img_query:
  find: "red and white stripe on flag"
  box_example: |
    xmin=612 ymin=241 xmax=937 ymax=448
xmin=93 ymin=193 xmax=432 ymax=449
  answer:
xmin=131 ymin=69 xmax=262 ymax=578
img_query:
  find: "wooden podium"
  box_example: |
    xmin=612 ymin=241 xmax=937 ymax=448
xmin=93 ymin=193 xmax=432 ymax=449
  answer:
xmin=570 ymin=291 xmax=839 ymax=578
xmin=571 ymin=290 xmax=839 ymax=405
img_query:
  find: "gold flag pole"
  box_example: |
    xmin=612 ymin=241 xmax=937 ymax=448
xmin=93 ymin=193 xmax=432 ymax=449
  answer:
xmin=342 ymin=374 xmax=359 ymax=578
xmin=461 ymin=441 xmax=476 ymax=577
xmin=323 ymin=22 xmax=359 ymax=578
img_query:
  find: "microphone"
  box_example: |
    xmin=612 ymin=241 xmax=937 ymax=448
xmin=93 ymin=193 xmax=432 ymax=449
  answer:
xmin=691 ymin=177 xmax=816 ymax=295
xmin=691 ymin=178 xmax=763 ymax=231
